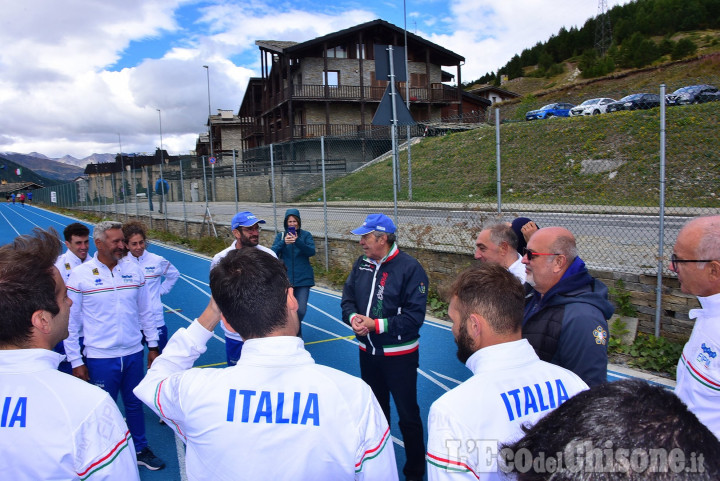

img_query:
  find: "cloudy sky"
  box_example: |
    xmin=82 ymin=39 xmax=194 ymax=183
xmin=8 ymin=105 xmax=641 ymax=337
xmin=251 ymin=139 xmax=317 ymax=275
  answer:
xmin=0 ymin=0 xmax=631 ymax=159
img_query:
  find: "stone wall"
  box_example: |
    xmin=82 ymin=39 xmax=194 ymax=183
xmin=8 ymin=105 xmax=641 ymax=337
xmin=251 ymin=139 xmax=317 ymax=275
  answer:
xmin=122 ymin=215 xmax=698 ymax=342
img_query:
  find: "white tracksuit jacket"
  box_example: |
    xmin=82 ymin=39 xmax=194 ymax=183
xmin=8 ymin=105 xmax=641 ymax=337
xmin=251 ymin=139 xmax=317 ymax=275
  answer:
xmin=134 ymin=321 xmax=398 ymax=481
xmin=676 ymin=292 xmax=720 ymax=440
xmin=122 ymin=251 xmax=179 ymax=327
xmin=210 ymin=243 xmax=277 ymax=342
xmin=54 ymin=249 xmax=86 ymax=281
xmin=426 ymin=339 xmax=588 ymax=480
xmin=64 ymin=254 xmax=158 ymax=366
xmin=0 ymin=349 xmax=140 ymax=480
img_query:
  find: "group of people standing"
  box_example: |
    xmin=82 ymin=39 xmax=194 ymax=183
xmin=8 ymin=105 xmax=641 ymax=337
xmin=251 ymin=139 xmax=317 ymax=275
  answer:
xmin=0 ymin=210 xmax=719 ymax=480
xmin=5 ymin=191 xmax=30 ymax=205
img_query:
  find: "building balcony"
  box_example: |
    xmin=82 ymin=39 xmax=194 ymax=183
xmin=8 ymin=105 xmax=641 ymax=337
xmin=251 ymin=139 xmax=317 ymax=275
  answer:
xmin=264 ymin=84 xmax=459 ymax=109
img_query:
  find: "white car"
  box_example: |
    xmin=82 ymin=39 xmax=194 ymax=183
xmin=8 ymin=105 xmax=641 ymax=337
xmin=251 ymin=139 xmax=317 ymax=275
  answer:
xmin=570 ymin=98 xmax=616 ymax=116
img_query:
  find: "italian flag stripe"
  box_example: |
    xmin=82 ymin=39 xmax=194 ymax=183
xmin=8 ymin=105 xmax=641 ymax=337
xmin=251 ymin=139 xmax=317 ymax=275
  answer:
xmin=426 ymin=452 xmax=479 ymax=478
xmin=681 ymin=353 xmax=720 ymax=391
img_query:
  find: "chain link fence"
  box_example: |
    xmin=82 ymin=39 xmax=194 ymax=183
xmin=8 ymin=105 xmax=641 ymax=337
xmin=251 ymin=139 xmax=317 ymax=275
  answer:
xmin=32 ymin=78 xmax=718 ymax=283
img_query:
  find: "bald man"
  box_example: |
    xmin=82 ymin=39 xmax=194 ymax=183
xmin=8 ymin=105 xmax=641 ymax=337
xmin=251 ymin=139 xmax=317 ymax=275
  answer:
xmin=521 ymin=227 xmax=614 ymax=387
xmin=670 ymin=215 xmax=720 ymax=439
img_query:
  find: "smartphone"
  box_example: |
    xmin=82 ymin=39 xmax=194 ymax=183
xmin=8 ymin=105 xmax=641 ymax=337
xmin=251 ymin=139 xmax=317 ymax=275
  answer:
xmin=288 ymin=226 xmax=296 ymax=236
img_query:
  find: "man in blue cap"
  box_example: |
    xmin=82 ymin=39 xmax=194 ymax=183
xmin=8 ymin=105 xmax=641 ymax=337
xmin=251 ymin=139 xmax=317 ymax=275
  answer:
xmin=211 ymin=211 xmax=277 ymax=365
xmin=341 ymin=213 xmax=429 ymax=481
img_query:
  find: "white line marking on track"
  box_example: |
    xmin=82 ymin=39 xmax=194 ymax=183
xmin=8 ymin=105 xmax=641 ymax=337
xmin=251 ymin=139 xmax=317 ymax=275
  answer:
xmin=418 ymin=368 xmax=451 ymax=392
xmin=308 ymin=303 xmax=353 ymax=331
xmin=430 ymin=370 xmax=463 ymax=385
xmin=424 ymin=320 xmax=451 ymax=331
xmin=175 ymin=433 xmax=188 ymax=481
xmin=179 ymin=275 xmax=211 ymax=296
xmin=180 ymin=273 xmax=209 ymax=286
xmin=392 ymin=435 xmax=404 ymax=448
xmin=162 ymin=303 xmax=225 ymax=343
xmin=0 ymin=208 xmax=21 ymax=235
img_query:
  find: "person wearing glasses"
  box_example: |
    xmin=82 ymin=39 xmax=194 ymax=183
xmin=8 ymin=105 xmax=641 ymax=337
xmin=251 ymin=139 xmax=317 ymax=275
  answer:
xmin=521 ymin=227 xmax=614 ymax=387
xmin=474 ymin=223 xmax=526 ymax=282
xmin=211 ymin=211 xmax=277 ymax=365
xmin=670 ymin=215 xmax=720 ymax=440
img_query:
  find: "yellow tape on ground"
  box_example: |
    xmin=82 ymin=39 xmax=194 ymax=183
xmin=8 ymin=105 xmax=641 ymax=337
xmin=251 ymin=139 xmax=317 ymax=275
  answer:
xmin=193 ymin=335 xmax=355 ymax=368
xmin=304 ymin=335 xmax=356 ymax=345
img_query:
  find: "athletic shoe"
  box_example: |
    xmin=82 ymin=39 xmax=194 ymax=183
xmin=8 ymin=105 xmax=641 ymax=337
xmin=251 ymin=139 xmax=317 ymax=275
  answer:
xmin=136 ymin=447 xmax=165 ymax=471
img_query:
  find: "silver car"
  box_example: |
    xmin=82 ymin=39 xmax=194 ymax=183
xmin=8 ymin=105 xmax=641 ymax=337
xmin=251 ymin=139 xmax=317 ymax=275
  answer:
xmin=570 ymin=98 xmax=617 ymax=116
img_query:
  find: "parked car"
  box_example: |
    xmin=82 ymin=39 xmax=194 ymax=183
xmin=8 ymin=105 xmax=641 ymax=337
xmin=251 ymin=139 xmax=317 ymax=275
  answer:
xmin=525 ymin=103 xmax=575 ymax=121
xmin=605 ymin=93 xmax=662 ymax=112
xmin=698 ymin=90 xmax=720 ymax=103
xmin=569 ymin=98 xmax=617 ymax=116
xmin=665 ymin=84 xmax=718 ymax=106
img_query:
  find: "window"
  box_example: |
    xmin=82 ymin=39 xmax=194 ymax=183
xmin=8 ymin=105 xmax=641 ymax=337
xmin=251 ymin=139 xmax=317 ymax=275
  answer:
xmin=326 ymin=45 xmax=347 ymax=58
xmin=323 ymin=71 xmax=339 ymax=87
xmin=356 ymin=44 xmax=366 ymax=59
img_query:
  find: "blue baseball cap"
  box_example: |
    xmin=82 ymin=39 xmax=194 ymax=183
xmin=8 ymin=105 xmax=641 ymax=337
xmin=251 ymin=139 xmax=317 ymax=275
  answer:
xmin=351 ymin=213 xmax=396 ymax=235
xmin=231 ymin=211 xmax=266 ymax=230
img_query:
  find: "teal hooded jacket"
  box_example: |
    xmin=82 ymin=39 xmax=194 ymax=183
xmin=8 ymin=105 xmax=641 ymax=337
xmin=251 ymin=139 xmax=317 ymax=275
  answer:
xmin=271 ymin=208 xmax=316 ymax=287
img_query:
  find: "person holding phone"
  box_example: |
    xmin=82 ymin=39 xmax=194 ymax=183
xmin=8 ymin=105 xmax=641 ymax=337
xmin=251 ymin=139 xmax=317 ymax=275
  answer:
xmin=272 ymin=209 xmax=315 ymax=337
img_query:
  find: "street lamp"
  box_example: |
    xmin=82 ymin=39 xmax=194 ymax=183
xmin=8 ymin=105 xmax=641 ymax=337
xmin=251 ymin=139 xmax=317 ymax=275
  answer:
xmin=203 ymin=65 xmax=214 ymax=160
xmin=203 ymin=64 xmax=216 ymax=201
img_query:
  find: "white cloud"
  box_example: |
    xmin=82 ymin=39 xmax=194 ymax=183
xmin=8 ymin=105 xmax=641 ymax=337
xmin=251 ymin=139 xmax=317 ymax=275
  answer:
xmin=0 ymin=0 xmax=633 ymax=159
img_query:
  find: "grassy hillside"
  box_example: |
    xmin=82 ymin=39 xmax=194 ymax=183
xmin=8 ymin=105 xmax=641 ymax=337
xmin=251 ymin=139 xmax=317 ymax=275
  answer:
xmin=298 ymin=101 xmax=719 ymax=207
xmin=0 ymin=156 xmax=59 ymax=186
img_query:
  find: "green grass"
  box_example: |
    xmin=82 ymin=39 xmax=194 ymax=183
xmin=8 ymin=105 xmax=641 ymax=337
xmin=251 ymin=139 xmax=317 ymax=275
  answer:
xmin=298 ymin=101 xmax=719 ymax=207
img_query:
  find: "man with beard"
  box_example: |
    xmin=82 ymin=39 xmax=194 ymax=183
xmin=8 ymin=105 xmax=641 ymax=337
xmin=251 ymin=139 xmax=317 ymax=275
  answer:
xmin=211 ymin=211 xmax=277 ymax=365
xmin=426 ymin=263 xmax=587 ymax=480
xmin=64 ymin=221 xmax=165 ymax=471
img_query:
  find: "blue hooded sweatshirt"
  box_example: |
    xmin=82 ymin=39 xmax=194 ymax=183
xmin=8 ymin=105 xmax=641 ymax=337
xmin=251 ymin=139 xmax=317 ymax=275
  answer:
xmin=271 ymin=209 xmax=316 ymax=287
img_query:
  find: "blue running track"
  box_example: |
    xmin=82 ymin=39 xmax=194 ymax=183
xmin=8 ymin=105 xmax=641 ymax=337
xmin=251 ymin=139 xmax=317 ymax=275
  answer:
xmin=0 ymin=203 xmax=673 ymax=480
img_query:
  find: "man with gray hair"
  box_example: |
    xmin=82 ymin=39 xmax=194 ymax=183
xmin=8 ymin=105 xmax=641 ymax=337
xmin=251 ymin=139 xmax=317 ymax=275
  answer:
xmin=670 ymin=215 xmax=720 ymax=439
xmin=474 ymin=223 xmax=526 ymax=282
xmin=64 ymin=221 xmax=165 ymax=470
xmin=521 ymin=227 xmax=614 ymax=387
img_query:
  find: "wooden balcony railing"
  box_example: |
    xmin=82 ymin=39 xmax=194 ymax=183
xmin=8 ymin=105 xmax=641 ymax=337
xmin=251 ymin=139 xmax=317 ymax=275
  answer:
xmin=264 ymin=84 xmax=459 ymax=108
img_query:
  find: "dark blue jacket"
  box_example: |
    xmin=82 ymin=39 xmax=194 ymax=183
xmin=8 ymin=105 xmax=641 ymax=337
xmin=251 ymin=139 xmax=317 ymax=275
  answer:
xmin=341 ymin=244 xmax=428 ymax=356
xmin=523 ymin=257 xmax=614 ymax=387
xmin=271 ymin=209 xmax=315 ymax=287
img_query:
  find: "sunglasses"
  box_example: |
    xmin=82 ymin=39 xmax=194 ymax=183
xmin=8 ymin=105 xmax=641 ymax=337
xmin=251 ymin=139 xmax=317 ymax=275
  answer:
xmin=670 ymin=254 xmax=714 ymax=271
xmin=522 ymin=247 xmax=561 ymax=261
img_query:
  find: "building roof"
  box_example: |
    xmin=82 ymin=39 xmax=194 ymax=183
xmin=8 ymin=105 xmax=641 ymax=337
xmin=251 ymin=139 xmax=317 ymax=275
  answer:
xmin=283 ymin=19 xmax=464 ymax=66
xmin=0 ymin=181 xmax=43 ymax=194
xmin=255 ymin=40 xmax=298 ymax=53
xmin=468 ymin=85 xmax=521 ymax=98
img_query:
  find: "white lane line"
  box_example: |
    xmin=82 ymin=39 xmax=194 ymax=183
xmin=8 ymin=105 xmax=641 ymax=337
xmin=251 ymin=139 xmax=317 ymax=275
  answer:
xmin=392 ymin=435 xmax=404 ymax=448
xmin=179 ymin=275 xmax=211 ymax=297
xmin=418 ymin=368 xmax=451 ymax=392
xmin=0 ymin=207 xmax=21 ymax=235
xmin=180 ymin=273 xmax=209 ymax=286
xmin=430 ymin=370 xmax=463 ymax=385
xmin=5 ymin=208 xmax=42 ymax=228
xmin=175 ymin=433 xmax=188 ymax=481
xmin=162 ymin=303 xmax=224 ymax=343
xmin=425 ymin=320 xmax=451 ymax=331
xmin=308 ymin=303 xmax=353 ymax=332
xmin=311 ymin=289 xmax=342 ymax=299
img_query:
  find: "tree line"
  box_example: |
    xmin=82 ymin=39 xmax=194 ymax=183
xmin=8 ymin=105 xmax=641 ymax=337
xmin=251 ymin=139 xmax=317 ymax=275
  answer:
xmin=467 ymin=0 xmax=720 ymax=86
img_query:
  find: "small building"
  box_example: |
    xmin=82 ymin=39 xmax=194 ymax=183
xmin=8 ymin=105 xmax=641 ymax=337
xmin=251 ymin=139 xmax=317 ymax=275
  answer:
xmin=467 ymin=85 xmax=521 ymax=105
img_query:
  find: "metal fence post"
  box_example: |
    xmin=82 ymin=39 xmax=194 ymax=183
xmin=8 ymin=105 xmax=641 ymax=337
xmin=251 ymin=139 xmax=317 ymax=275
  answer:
xmin=655 ymin=84 xmax=667 ymax=338
xmin=321 ymin=136 xmax=329 ymax=270
xmin=495 ymin=107 xmax=502 ymax=215
xmin=179 ymin=157 xmax=188 ymax=238
xmin=232 ymin=149 xmax=238 ymax=214
xmin=270 ymin=144 xmax=277 ymax=233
